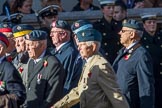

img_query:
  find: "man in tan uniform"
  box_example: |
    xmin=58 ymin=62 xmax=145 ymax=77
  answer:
xmin=52 ymin=28 xmax=129 ymax=108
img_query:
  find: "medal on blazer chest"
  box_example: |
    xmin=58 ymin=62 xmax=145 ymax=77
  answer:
xmin=0 ymin=81 xmax=5 ymax=92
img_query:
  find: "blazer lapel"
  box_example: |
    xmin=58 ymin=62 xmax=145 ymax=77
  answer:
xmin=28 ymin=60 xmax=44 ymax=85
xmin=28 ymin=54 xmax=49 ymax=85
xmin=113 ymin=48 xmax=127 ymax=65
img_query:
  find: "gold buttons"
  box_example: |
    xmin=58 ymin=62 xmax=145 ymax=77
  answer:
xmin=160 ymin=63 xmax=162 ymax=66
xmin=160 ymin=72 xmax=162 ymax=75
xmin=146 ymin=45 xmax=149 ymax=48
xmin=103 ymin=33 xmax=106 ymax=36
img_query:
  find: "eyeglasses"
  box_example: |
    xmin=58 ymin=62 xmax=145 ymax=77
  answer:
xmin=51 ymin=31 xmax=64 ymax=33
xmin=120 ymin=30 xmax=135 ymax=33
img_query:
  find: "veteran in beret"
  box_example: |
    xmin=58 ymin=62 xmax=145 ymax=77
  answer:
xmin=0 ymin=32 xmax=26 ymax=107
xmin=38 ymin=5 xmax=60 ymax=48
xmin=113 ymin=19 xmax=155 ymax=108
xmin=24 ymin=30 xmax=65 ymax=108
xmin=50 ymin=20 xmax=79 ymax=95
xmin=93 ymin=0 xmax=122 ymax=64
xmin=12 ymin=24 xmax=34 ymax=89
xmin=70 ymin=20 xmax=94 ymax=108
xmin=140 ymin=13 xmax=162 ymax=108
xmin=52 ymin=28 xmax=129 ymax=108
xmin=0 ymin=22 xmax=17 ymax=62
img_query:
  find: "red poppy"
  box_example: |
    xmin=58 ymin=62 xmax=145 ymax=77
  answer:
xmin=19 ymin=67 xmax=24 ymax=73
xmin=88 ymin=72 xmax=92 ymax=78
xmin=7 ymin=56 xmax=12 ymax=62
xmin=124 ymin=54 xmax=131 ymax=60
xmin=43 ymin=60 xmax=48 ymax=67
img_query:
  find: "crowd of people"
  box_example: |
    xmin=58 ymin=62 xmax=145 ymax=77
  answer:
xmin=0 ymin=0 xmax=162 ymax=108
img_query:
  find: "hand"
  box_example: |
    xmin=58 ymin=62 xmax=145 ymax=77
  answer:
xmin=51 ymin=101 xmax=66 ymax=108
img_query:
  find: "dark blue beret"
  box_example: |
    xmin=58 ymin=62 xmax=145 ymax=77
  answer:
xmin=51 ymin=20 xmax=71 ymax=31
xmin=76 ymin=29 xmax=102 ymax=42
xmin=38 ymin=5 xmax=60 ymax=18
xmin=71 ymin=20 xmax=93 ymax=34
xmin=12 ymin=24 xmax=34 ymax=38
xmin=25 ymin=30 xmax=47 ymax=41
xmin=122 ymin=19 xmax=141 ymax=30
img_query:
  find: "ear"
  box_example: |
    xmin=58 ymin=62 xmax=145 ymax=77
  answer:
xmin=130 ymin=31 xmax=135 ymax=39
xmin=92 ymin=43 xmax=97 ymax=52
xmin=0 ymin=45 xmax=5 ymax=55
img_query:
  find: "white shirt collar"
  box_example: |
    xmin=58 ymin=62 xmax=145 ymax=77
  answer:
xmin=34 ymin=50 xmax=46 ymax=64
xmin=126 ymin=41 xmax=139 ymax=50
xmin=56 ymin=41 xmax=69 ymax=51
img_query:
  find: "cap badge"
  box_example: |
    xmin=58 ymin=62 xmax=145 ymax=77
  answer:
xmin=50 ymin=8 xmax=54 ymax=12
xmin=82 ymin=32 xmax=85 ymax=37
xmin=75 ymin=22 xmax=80 ymax=28
xmin=3 ymin=24 xmax=8 ymax=28
xmin=17 ymin=26 xmax=22 ymax=30
xmin=123 ymin=19 xmax=127 ymax=24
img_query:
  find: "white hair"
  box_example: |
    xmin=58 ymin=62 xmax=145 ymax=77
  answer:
xmin=85 ymin=41 xmax=101 ymax=52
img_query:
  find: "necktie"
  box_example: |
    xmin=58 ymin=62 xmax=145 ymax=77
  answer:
xmin=28 ymin=59 xmax=35 ymax=78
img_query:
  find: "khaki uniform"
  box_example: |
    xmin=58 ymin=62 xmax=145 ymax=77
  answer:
xmin=53 ymin=53 xmax=129 ymax=108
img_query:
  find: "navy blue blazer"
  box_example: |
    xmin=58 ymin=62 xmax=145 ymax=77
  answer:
xmin=0 ymin=57 xmax=26 ymax=106
xmin=50 ymin=41 xmax=79 ymax=95
xmin=26 ymin=51 xmax=65 ymax=108
xmin=113 ymin=44 xmax=155 ymax=108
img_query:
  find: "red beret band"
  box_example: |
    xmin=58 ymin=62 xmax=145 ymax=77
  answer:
xmin=0 ymin=28 xmax=12 ymax=32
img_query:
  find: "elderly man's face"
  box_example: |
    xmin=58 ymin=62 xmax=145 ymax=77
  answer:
xmin=25 ymin=40 xmax=43 ymax=59
xmin=2 ymin=32 xmax=15 ymax=53
xmin=15 ymin=36 xmax=26 ymax=53
xmin=78 ymin=42 xmax=93 ymax=59
xmin=119 ymin=27 xmax=135 ymax=47
xmin=50 ymin=27 xmax=66 ymax=47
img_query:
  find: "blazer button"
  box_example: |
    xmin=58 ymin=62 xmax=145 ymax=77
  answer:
xmin=160 ymin=72 xmax=162 ymax=75
xmin=146 ymin=45 xmax=149 ymax=48
xmin=160 ymin=63 xmax=162 ymax=66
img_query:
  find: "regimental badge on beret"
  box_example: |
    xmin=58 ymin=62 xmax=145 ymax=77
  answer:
xmin=16 ymin=26 xmax=22 ymax=31
xmin=122 ymin=19 xmax=127 ymax=24
xmin=75 ymin=22 xmax=80 ymax=28
xmin=50 ymin=8 xmax=54 ymax=13
xmin=82 ymin=32 xmax=85 ymax=37
xmin=3 ymin=24 xmax=8 ymax=28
